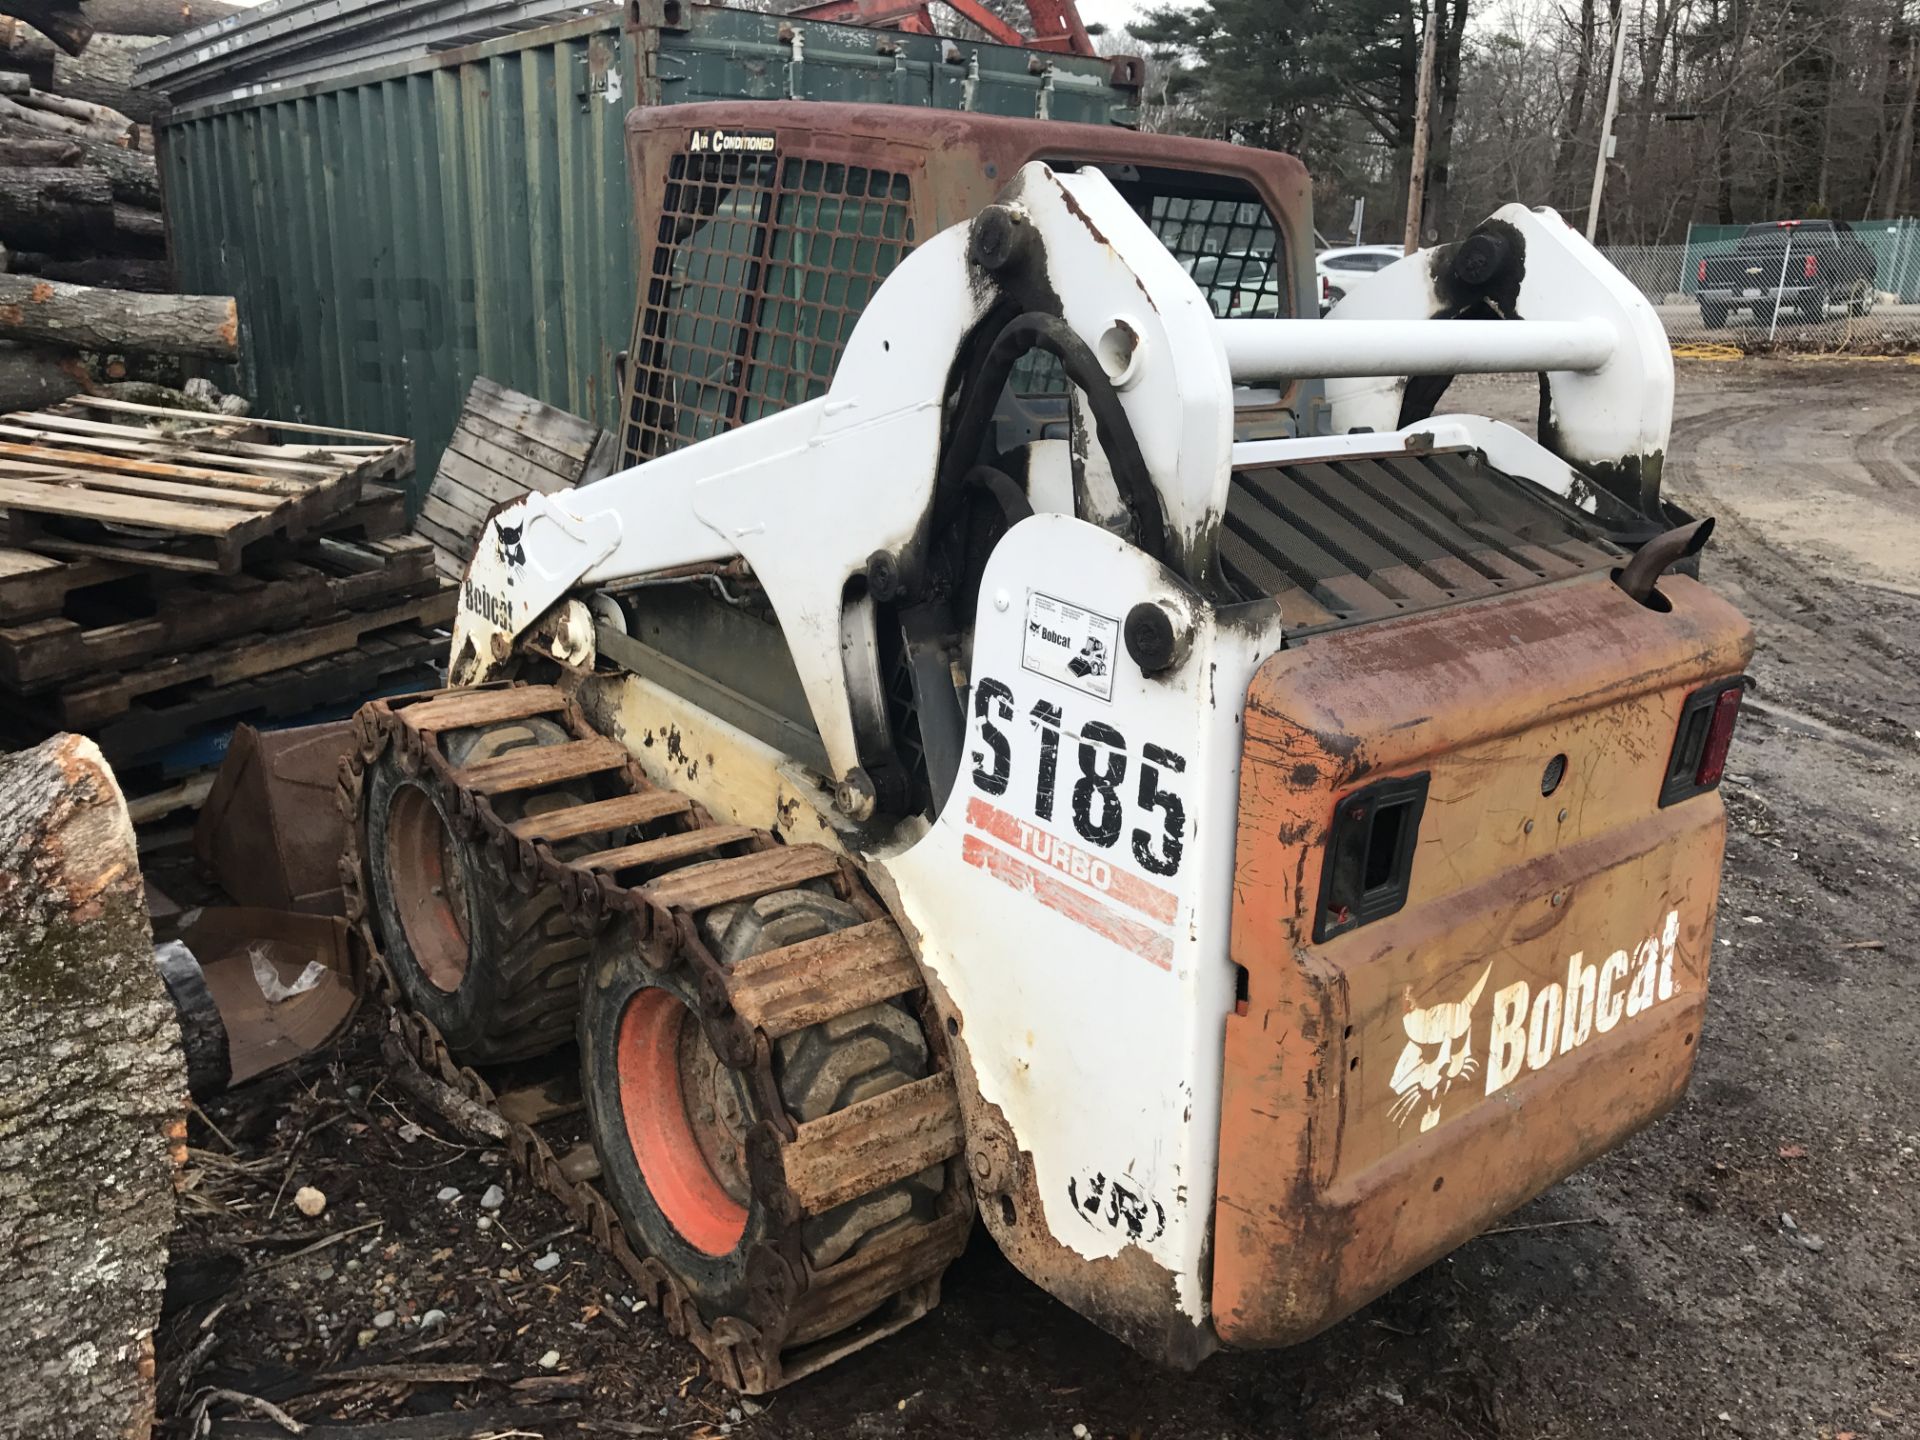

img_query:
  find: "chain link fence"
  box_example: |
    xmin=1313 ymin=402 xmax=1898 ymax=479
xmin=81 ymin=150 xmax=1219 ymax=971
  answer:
xmin=1599 ymin=219 xmax=1920 ymax=353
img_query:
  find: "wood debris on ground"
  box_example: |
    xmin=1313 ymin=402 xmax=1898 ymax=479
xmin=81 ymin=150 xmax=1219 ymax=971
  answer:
xmin=158 ymin=1014 xmax=705 ymax=1438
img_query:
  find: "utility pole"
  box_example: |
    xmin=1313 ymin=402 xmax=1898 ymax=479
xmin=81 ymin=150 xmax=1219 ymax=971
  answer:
xmin=1584 ymin=0 xmax=1630 ymax=242
xmin=1403 ymin=0 xmax=1440 ymax=253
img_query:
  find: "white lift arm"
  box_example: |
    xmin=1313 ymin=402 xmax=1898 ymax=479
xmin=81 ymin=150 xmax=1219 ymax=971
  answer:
xmin=449 ymin=168 xmax=1675 ymax=797
xmin=1317 ymin=204 xmax=1674 ymax=512
xmin=1220 ymin=317 xmax=1617 ymax=378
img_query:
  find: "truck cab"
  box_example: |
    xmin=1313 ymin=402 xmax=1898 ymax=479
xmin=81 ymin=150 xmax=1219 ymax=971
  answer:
xmin=1697 ymin=219 xmax=1879 ymax=326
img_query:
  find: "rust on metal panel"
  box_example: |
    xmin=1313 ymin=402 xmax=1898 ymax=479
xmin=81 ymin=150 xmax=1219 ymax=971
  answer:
xmin=452 ymin=735 xmax=631 ymax=795
xmin=870 ymin=871 xmax=1219 ymax=1371
xmin=577 ymin=824 xmax=759 ymax=872
xmin=971 ymin=1102 xmax=1218 ymax=1371
xmin=1213 ymin=572 xmax=1754 ymax=1347
xmin=508 ymin=789 xmax=695 ymax=843
xmin=641 ymin=846 xmax=843 ymax=912
xmin=400 ymin=683 xmax=572 ymax=733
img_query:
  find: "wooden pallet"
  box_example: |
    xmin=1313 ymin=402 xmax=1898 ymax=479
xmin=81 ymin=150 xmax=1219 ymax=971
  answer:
xmin=41 ymin=587 xmax=455 ymax=728
xmin=416 ymin=376 xmax=611 ymax=578
xmin=0 ymin=548 xmax=134 ymax=625
xmin=63 ymin=397 xmax=415 ymax=488
xmin=0 ymin=536 xmax=444 ymax=692
xmin=0 ymin=496 xmax=404 ymax=625
xmin=90 ymin=624 xmax=444 ymax=767
xmin=320 ymin=483 xmax=408 ymax=543
xmin=0 ymin=399 xmax=413 ymax=575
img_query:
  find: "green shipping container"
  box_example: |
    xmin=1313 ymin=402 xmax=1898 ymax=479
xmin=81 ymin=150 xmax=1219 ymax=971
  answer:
xmin=158 ymin=2 xmax=1139 ymax=502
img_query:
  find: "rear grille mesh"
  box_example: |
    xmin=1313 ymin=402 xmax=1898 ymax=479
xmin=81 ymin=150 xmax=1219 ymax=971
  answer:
xmin=621 ymin=152 xmax=916 ymax=467
xmin=1220 ymin=449 xmax=1625 ymax=632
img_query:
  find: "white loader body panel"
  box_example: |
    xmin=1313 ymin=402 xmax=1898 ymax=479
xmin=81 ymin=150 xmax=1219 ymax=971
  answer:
xmin=881 ymin=515 xmax=1267 ymax=1323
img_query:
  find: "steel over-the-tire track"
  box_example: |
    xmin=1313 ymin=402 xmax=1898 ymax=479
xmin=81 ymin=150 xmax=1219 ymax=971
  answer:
xmin=338 ymin=681 xmax=973 ymax=1394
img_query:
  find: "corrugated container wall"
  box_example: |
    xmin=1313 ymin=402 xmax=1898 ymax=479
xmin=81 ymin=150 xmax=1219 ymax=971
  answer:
xmin=156 ymin=5 xmax=1138 ymax=505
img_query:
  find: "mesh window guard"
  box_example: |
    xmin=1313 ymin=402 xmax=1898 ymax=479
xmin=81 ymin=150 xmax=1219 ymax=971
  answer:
xmin=621 ymin=152 xmax=917 ymax=466
xmin=1141 ymin=193 xmax=1283 ymax=319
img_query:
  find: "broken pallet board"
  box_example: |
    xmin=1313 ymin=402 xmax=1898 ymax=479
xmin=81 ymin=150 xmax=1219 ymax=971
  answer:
xmin=0 ymin=513 xmax=406 ymax=624
xmin=47 ymin=586 xmax=455 ymax=727
xmin=0 ymin=545 xmax=132 ymax=623
xmin=61 ymin=396 xmax=415 ymax=487
xmin=89 ymin=624 xmax=445 ymax=766
xmin=0 ymin=399 xmax=413 ymax=573
xmin=0 ymin=535 xmax=443 ymax=691
xmin=418 ymin=377 xmax=606 ymax=578
xmin=320 ymin=483 xmax=407 ymax=542
xmin=124 ymin=769 xmax=220 ymax=827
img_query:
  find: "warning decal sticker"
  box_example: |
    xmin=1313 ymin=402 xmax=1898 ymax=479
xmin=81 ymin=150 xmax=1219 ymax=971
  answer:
xmin=1021 ymin=591 xmax=1119 ymax=702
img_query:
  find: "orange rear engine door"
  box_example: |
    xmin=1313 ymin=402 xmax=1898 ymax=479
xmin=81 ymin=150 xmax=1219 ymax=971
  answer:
xmin=1213 ymin=568 xmax=1753 ymax=1346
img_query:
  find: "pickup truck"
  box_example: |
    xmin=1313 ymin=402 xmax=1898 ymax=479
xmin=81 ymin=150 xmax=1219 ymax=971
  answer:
xmin=1697 ymin=220 xmax=1878 ymax=326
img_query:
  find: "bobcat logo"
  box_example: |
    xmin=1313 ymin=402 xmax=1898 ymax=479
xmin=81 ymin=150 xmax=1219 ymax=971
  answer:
xmin=1388 ymin=966 xmax=1490 ymax=1133
xmin=1067 ymin=1169 xmax=1167 ymax=1243
xmin=494 ymin=519 xmax=525 ymax=570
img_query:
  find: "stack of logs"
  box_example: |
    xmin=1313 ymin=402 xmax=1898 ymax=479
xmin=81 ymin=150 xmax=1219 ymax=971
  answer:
xmin=1 ymin=0 xmax=242 ymax=409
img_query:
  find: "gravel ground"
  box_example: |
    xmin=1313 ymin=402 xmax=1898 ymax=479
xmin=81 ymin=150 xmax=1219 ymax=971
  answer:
xmin=159 ymin=359 xmax=1920 ymax=1440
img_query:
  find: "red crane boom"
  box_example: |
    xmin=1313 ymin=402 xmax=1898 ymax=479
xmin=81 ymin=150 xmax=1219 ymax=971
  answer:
xmin=786 ymin=0 xmax=1097 ymax=57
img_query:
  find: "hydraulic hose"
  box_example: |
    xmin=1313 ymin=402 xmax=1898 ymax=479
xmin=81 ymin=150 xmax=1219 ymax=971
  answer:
xmin=934 ymin=311 xmax=1169 ymax=564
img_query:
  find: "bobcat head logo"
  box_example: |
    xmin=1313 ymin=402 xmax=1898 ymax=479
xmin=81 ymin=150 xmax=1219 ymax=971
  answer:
xmin=495 ymin=519 xmax=525 ymax=569
xmin=1388 ymin=966 xmax=1490 ymax=1133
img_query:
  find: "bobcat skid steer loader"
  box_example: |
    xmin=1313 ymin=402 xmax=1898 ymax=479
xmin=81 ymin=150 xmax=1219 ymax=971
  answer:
xmin=341 ymin=105 xmax=1753 ymax=1393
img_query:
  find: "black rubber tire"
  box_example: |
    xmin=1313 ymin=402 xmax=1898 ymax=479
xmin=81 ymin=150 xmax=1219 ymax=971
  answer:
xmin=1798 ymin=288 xmax=1828 ymax=322
xmin=364 ymin=717 xmax=603 ymax=1064
xmin=1698 ymin=302 xmax=1729 ymax=329
xmin=580 ymin=885 xmax=944 ymax=1327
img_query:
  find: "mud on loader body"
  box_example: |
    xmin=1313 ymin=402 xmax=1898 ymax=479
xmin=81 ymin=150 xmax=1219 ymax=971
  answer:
xmin=343 ymin=104 xmax=1753 ymax=1388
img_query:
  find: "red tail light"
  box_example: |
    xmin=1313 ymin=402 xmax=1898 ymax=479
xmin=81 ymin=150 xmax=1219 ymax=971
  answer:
xmin=1660 ymin=679 xmax=1746 ymax=806
xmin=1697 ymin=258 xmax=1707 ymax=284
xmin=1696 ymin=686 xmax=1743 ymax=787
xmin=1803 ymin=253 xmax=1818 ymax=279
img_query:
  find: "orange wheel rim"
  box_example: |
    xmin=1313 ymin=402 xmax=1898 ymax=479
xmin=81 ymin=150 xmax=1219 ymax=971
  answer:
xmin=616 ymin=989 xmax=749 ymax=1257
xmin=387 ymin=784 xmax=470 ymax=992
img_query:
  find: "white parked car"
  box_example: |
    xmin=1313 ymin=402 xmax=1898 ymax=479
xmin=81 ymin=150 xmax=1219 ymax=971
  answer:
xmin=1186 ymin=250 xmax=1285 ymax=317
xmin=1316 ymin=244 xmax=1406 ymax=312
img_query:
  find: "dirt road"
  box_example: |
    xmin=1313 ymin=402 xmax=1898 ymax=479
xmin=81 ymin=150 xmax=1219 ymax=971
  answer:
xmin=166 ymin=361 xmax=1920 ymax=1440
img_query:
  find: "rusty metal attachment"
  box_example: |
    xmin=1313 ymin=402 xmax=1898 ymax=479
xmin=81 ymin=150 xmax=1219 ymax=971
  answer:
xmin=338 ymin=682 xmax=972 ymax=1393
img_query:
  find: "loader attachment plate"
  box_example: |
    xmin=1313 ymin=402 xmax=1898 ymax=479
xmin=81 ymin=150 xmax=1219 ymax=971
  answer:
xmin=1212 ymin=569 xmax=1752 ymax=1345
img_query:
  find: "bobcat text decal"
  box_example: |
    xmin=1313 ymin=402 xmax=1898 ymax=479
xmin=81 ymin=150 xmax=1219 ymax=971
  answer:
xmin=1387 ymin=909 xmax=1685 ymax=1132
